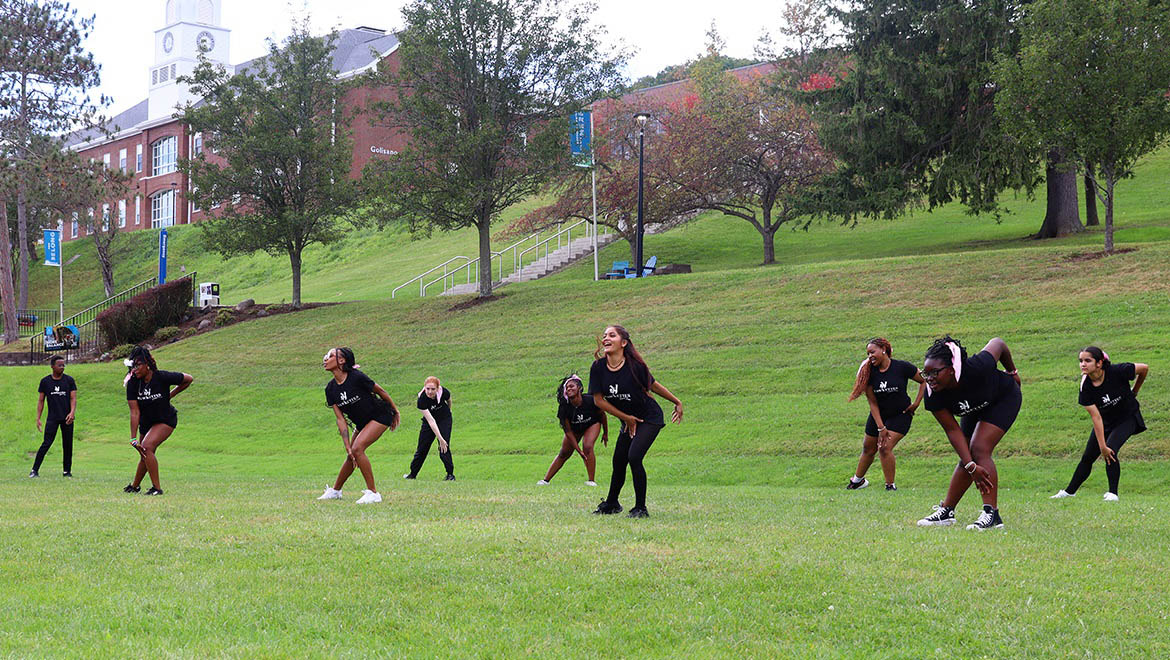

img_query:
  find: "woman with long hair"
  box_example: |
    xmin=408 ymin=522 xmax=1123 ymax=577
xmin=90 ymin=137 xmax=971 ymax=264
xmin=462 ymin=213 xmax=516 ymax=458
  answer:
xmin=317 ymin=347 xmax=400 ymax=504
xmin=538 ymin=374 xmax=608 ymax=486
xmin=845 ymin=338 xmax=925 ymax=491
xmin=915 ymin=336 xmax=1022 ymax=531
xmin=123 ymin=346 xmax=193 ymax=496
xmin=588 ymin=325 xmax=683 ymax=518
xmin=1051 ymin=347 xmax=1148 ymax=501
xmin=404 ymin=376 xmax=455 ymax=481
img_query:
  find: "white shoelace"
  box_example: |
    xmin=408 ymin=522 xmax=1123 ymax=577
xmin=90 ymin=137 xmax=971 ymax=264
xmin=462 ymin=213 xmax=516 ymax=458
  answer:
xmin=974 ymin=510 xmax=995 ymax=527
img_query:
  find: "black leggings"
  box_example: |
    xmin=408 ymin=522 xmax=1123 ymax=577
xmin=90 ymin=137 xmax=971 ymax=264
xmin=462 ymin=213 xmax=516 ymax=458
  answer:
xmin=409 ymin=417 xmax=453 ymax=477
xmin=33 ymin=420 xmax=73 ymax=473
xmin=1066 ymin=416 xmax=1138 ymax=495
xmin=605 ymin=422 xmax=663 ymax=509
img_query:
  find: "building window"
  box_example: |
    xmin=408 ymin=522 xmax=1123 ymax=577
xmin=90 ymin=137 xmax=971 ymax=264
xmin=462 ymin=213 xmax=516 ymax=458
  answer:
xmin=193 ymin=133 xmax=202 ymax=156
xmin=135 ymin=196 xmax=141 ymax=225
xmin=118 ymin=199 xmax=127 ymax=228
xmin=136 ymin=144 xmax=143 ymax=172
xmin=151 ymin=189 xmax=175 ymax=228
xmin=152 ymin=136 xmax=177 ymax=176
xmin=191 ymin=186 xmax=201 ymax=213
xmin=71 ymin=212 xmax=78 ymax=238
xmin=102 ymin=203 xmax=110 ymax=231
xmin=86 ymin=208 xmax=94 ymax=231
xmin=103 ymin=153 xmax=111 ymax=169
xmin=119 ymin=148 xmax=127 ymax=171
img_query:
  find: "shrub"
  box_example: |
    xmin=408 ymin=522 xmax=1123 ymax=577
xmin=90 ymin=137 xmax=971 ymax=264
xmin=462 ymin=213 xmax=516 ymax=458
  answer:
xmin=265 ymin=304 xmax=285 ymax=314
xmin=184 ymin=327 xmax=198 ymax=337
xmin=110 ymin=344 xmax=136 ymax=360
xmin=215 ymin=309 xmax=234 ymax=327
xmin=96 ymin=278 xmax=193 ymax=348
xmin=156 ymin=326 xmax=181 ymax=341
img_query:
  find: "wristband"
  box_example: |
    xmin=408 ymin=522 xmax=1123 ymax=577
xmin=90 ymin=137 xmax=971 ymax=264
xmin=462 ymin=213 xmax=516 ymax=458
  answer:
xmin=964 ymin=461 xmax=977 ymax=474
xmin=1005 ymin=369 xmax=1018 ymax=375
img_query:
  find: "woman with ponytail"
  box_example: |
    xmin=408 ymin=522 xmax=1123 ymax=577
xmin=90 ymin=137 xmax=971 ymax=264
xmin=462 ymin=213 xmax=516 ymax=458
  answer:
xmin=538 ymin=374 xmax=609 ymax=487
xmin=916 ymin=336 xmax=1021 ymax=531
xmin=588 ymin=325 xmax=683 ymax=518
xmin=122 ymin=346 xmax=193 ymax=496
xmin=404 ymin=376 xmax=455 ymax=481
xmin=845 ymin=338 xmax=925 ymax=491
xmin=317 ymin=347 xmax=399 ymax=504
xmin=1051 ymin=347 xmax=1148 ymax=501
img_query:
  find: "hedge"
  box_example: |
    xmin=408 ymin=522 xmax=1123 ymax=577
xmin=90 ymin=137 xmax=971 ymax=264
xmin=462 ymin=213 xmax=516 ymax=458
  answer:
xmin=96 ymin=278 xmax=193 ymax=348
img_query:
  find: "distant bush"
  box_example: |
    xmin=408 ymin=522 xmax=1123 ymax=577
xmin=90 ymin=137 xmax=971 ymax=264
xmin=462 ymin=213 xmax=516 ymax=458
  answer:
xmin=215 ymin=309 xmax=234 ymax=327
xmin=156 ymin=326 xmax=181 ymax=341
xmin=110 ymin=344 xmax=135 ymax=359
xmin=265 ymin=304 xmax=286 ymax=314
xmin=184 ymin=327 xmax=198 ymax=337
xmin=96 ymin=278 xmax=192 ymax=348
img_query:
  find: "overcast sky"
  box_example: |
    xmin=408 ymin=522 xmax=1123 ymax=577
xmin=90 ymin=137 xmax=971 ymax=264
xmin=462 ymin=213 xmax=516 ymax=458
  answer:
xmin=69 ymin=0 xmax=790 ymax=116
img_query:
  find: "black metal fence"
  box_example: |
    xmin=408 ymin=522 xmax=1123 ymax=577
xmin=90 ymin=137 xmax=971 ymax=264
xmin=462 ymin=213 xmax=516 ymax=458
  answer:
xmin=27 ymin=274 xmax=198 ymax=363
xmin=16 ymin=308 xmax=61 ymax=338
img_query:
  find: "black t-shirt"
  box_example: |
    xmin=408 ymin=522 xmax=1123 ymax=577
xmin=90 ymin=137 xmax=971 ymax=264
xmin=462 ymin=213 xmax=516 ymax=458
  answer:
xmin=39 ymin=374 xmax=77 ymax=422
xmin=925 ymin=350 xmax=1016 ymax=417
xmin=325 ymin=369 xmax=383 ymax=428
xmin=588 ymin=358 xmax=664 ymax=426
xmin=417 ymin=387 xmax=452 ymax=422
xmin=868 ymin=359 xmax=917 ymax=418
xmin=1079 ymin=363 xmax=1142 ymax=428
xmin=558 ymin=395 xmax=602 ymax=432
xmin=126 ymin=370 xmax=185 ymax=422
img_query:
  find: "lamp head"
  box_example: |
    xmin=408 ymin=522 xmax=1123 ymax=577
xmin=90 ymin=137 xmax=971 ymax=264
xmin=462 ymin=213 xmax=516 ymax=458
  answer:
xmin=634 ymin=112 xmax=651 ymax=126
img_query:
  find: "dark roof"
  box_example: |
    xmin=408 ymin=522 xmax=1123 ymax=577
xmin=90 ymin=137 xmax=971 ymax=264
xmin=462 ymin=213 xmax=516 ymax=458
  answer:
xmin=66 ymin=27 xmax=398 ymax=149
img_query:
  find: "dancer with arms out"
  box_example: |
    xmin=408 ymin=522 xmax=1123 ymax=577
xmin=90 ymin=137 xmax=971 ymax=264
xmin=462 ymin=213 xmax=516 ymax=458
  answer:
xmin=1052 ymin=347 xmax=1147 ymax=501
xmin=538 ymin=374 xmax=608 ymax=487
xmin=318 ymin=347 xmax=400 ymax=503
xmin=915 ymin=336 xmax=1021 ymax=531
xmin=845 ymin=338 xmax=925 ymax=491
xmin=124 ymin=347 xmax=193 ymax=495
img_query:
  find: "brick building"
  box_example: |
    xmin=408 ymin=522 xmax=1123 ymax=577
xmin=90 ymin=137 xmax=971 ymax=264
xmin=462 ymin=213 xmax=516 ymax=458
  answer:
xmin=64 ymin=0 xmax=404 ymax=241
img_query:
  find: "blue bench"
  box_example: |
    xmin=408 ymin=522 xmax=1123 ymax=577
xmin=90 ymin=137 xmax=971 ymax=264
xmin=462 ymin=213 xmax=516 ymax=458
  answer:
xmin=625 ymin=255 xmax=657 ymax=278
xmin=605 ymin=260 xmax=631 ymax=279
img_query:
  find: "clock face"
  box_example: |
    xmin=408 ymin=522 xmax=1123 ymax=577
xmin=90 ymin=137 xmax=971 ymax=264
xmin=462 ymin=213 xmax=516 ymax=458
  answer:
xmin=163 ymin=32 xmax=174 ymax=53
xmin=197 ymin=31 xmax=215 ymax=52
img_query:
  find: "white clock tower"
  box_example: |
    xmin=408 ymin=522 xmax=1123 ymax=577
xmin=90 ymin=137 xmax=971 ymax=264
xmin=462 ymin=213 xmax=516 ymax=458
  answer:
xmin=148 ymin=0 xmax=231 ymax=121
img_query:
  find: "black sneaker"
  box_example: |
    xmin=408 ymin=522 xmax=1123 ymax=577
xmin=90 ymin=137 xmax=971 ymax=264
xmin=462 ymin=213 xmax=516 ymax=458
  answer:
xmin=444 ymin=474 xmax=456 ymax=481
xmin=402 ymin=473 xmax=416 ymax=480
xmin=593 ymin=500 xmax=623 ymax=515
xmin=63 ymin=472 xmax=73 ymax=478
xmin=916 ymin=504 xmax=956 ymax=527
xmin=28 ymin=470 xmax=39 ymax=478
xmin=123 ymin=484 xmax=141 ymax=493
xmin=966 ymin=505 xmax=1004 ymax=531
xmin=144 ymin=487 xmax=164 ymax=496
xmin=885 ymin=483 xmax=896 ymax=491
xmin=845 ymin=477 xmax=869 ymax=490
xmin=627 ymin=507 xmax=649 ymax=518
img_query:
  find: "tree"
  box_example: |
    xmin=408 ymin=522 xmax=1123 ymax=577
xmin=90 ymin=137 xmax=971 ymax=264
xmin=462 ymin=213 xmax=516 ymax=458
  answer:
xmin=0 ymin=198 xmax=19 ymax=343
xmin=805 ymin=0 xmax=1083 ymax=236
xmin=371 ymin=0 xmax=627 ymax=297
xmin=0 ymin=0 xmax=105 ymax=309
xmin=179 ymin=23 xmax=360 ymax=307
xmin=995 ymin=0 xmax=1170 ymax=252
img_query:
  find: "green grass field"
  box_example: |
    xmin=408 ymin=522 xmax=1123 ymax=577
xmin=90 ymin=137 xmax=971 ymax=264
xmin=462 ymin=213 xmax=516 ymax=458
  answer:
xmin=3 ymin=151 xmax=1170 ymax=656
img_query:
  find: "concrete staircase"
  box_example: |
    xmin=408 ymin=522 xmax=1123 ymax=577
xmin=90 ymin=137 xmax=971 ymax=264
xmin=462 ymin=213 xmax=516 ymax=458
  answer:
xmin=440 ymin=232 xmax=619 ymax=296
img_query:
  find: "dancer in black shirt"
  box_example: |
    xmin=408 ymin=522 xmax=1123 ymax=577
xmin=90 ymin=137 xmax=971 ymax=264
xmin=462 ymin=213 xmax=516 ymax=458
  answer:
xmin=123 ymin=347 xmax=193 ymax=495
xmin=1052 ymin=347 xmax=1148 ymax=501
xmin=588 ymin=325 xmax=683 ymax=518
xmin=538 ymin=374 xmax=608 ymax=486
xmin=32 ymin=355 xmax=78 ymax=478
xmin=845 ymin=338 xmax=925 ymax=491
xmin=404 ymin=376 xmax=455 ymax=481
xmin=318 ymin=347 xmax=400 ymax=503
xmin=915 ymin=336 xmax=1021 ymax=531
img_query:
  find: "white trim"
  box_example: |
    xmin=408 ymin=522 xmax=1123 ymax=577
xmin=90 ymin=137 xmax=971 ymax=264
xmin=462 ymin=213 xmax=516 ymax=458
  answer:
xmin=336 ymin=43 xmax=399 ymax=80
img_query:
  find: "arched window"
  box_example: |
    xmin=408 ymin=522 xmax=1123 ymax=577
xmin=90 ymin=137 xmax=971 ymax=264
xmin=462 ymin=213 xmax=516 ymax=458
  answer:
xmin=198 ymin=0 xmax=214 ymax=24
xmin=152 ymin=136 xmax=177 ymax=176
xmin=166 ymin=0 xmax=177 ymax=23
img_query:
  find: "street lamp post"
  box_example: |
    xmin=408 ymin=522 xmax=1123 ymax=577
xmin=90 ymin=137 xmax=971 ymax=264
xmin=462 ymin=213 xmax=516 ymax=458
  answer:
xmin=633 ymin=112 xmax=650 ymax=277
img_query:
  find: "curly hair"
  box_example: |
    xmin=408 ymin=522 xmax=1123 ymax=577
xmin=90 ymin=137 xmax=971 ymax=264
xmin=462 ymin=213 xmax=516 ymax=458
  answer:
xmin=847 ymin=338 xmax=892 ymax=402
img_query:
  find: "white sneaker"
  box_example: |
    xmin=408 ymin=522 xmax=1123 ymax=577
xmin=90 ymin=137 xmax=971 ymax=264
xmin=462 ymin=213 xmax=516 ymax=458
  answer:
xmin=1050 ymin=490 xmax=1074 ymax=499
xmin=585 ymin=480 xmax=598 ymax=487
xmin=537 ymin=480 xmax=550 ymax=486
xmin=355 ymin=489 xmax=382 ymax=504
xmin=316 ymin=486 xmax=342 ymax=500
xmin=1103 ymin=492 xmax=1119 ymax=502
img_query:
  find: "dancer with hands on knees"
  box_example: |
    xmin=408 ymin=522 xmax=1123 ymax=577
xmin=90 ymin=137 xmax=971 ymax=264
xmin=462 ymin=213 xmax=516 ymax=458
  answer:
xmin=915 ymin=336 xmax=1022 ymax=531
xmin=1052 ymin=347 xmax=1147 ymax=502
xmin=404 ymin=376 xmax=455 ymax=481
xmin=318 ymin=347 xmax=400 ymax=504
xmin=123 ymin=347 xmax=193 ymax=496
xmin=845 ymin=338 xmax=925 ymax=491
xmin=539 ymin=374 xmax=608 ymax=487
xmin=589 ymin=325 xmax=683 ymax=519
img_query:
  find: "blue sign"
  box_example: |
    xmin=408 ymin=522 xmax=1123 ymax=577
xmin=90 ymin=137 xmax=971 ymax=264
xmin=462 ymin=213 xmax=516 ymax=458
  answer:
xmin=569 ymin=111 xmax=592 ymax=167
xmin=158 ymin=228 xmax=168 ymax=285
xmin=43 ymin=229 xmax=62 ymax=266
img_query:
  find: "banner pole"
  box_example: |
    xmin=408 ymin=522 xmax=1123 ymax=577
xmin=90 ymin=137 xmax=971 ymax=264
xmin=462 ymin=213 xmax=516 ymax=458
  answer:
xmin=591 ymin=111 xmax=598 ymax=282
xmin=57 ymin=221 xmax=64 ymax=322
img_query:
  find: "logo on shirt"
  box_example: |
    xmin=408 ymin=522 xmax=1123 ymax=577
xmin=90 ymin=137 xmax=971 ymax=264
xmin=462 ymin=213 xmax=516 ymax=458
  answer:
xmin=958 ymin=400 xmax=970 ymax=413
xmin=609 ymin=384 xmax=619 ymax=395
xmin=1101 ymin=394 xmax=1117 ymax=407
xmin=137 ymin=385 xmax=164 ymax=402
xmin=340 ymin=391 xmax=347 ymax=401
xmin=879 ymin=381 xmax=888 ymax=390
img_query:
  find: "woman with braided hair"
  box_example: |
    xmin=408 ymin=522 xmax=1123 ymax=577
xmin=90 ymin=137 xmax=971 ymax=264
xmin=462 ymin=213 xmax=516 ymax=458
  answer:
xmin=845 ymin=338 xmax=925 ymax=491
xmin=538 ymin=374 xmax=609 ymax=487
xmin=122 ymin=346 xmax=194 ymax=496
xmin=317 ymin=347 xmax=400 ymax=504
xmin=916 ymin=336 xmax=1022 ymax=531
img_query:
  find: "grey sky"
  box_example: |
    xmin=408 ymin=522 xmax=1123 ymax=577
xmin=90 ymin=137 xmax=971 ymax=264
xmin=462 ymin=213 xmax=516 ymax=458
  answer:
xmin=70 ymin=0 xmax=790 ymax=116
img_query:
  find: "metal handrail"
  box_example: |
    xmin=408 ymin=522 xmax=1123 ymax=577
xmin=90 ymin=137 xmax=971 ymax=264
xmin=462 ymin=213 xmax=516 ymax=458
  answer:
xmin=422 ymin=251 xmax=504 ymax=296
xmin=60 ymin=276 xmax=158 ymax=327
xmin=515 ymin=218 xmax=596 ymax=277
xmin=392 ymin=256 xmax=471 ymax=298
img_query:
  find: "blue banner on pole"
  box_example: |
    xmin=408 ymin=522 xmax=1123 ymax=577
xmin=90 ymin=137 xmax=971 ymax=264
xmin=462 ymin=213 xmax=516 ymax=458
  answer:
xmin=158 ymin=228 xmax=168 ymax=285
xmin=569 ymin=111 xmax=591 ymax=167
xmin=43 ymin=229 xmax=62 ymax=266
